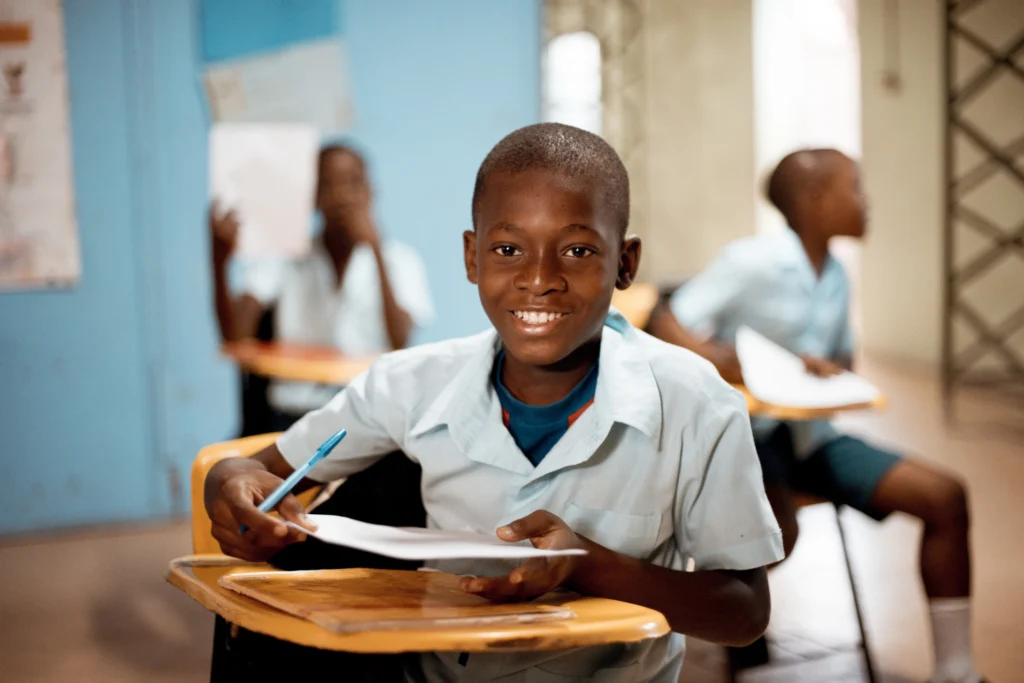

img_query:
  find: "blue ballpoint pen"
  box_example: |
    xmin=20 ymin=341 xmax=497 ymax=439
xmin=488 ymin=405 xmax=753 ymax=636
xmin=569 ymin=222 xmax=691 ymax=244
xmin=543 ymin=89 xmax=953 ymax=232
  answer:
xmin=239 ymin=428 xmax=347 ymax=533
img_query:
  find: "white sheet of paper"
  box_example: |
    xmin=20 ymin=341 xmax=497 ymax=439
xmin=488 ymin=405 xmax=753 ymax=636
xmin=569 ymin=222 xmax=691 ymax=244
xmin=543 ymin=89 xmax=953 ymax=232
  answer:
xmin=736 ymin=326 xmax=879 ymax=409
xmin=209 ymin=123 xmax=317 ymax=260
xmin=290 ymin=515 xmax=588 ymax=561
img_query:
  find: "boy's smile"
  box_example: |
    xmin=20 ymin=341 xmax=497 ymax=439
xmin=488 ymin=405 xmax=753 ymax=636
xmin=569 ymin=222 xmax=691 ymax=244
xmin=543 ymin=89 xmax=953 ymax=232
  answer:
xmin=465 ymin=168 xmax=639 ymax=371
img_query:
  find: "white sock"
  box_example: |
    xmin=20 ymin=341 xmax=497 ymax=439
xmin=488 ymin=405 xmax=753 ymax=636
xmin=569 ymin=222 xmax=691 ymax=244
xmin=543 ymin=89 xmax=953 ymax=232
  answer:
xmin=929 ymin=597 xmax=981 ymax=683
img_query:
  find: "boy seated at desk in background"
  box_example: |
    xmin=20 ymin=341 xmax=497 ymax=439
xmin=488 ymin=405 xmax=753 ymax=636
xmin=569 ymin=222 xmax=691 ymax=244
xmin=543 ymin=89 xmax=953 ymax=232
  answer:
xmin=209 ymin=144 xmax=434 ymax=430
xmin=648 ymin=149 xmax=984 ymax=683
xmin=204 ymin=123 xmax=784 ymax=682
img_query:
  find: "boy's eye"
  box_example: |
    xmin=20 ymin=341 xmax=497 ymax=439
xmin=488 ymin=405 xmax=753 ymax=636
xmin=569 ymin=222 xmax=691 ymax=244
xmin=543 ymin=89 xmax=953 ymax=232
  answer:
xmin=494 ymin=245 xmax=521 ymax=257
xmin=565 ymin=246 xmax=594 ymax=258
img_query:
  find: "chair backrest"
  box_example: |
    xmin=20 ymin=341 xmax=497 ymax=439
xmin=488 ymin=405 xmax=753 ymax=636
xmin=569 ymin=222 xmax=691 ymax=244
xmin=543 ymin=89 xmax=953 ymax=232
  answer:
xmin=611 ymin=279 xmax=692 ymax=333
xmin=190 ymin=432 xmax=322 ymax=555
xmin=611 ymin=283 xmax=659 ymax=329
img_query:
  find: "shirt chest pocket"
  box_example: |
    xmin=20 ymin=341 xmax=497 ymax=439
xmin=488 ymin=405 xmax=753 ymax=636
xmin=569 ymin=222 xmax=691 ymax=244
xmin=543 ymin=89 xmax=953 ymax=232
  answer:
xmin=562 ymin=503 xmax=662 ymax=559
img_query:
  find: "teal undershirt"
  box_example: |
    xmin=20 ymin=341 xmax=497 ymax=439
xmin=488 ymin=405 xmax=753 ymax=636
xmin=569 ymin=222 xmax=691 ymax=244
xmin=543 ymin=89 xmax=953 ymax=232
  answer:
xmin=492 ymin=350 xmax=599 ymax=466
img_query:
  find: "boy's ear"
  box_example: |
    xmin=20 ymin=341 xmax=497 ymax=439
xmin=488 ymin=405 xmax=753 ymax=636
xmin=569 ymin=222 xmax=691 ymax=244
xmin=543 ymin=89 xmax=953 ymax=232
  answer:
xmin=463 ymin=230 xmax=479 ymax=284
xmin=615 ymin=235 xmax=641 ymax=290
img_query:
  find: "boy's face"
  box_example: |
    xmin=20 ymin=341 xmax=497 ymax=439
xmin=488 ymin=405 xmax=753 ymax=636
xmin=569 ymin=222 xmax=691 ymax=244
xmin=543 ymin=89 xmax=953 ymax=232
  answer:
xmin=818 ymin=157 xmax=868 ymax=239
xmin=316 ymin=150 xmax=371 ymax=227
xmin=465 ymin=169 xmax=640 ymax=368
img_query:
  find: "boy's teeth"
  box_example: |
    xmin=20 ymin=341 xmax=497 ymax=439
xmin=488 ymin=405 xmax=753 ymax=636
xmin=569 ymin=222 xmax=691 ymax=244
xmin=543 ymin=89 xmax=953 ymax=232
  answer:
xmin=516 ymin=310 xmax=563 ymax=324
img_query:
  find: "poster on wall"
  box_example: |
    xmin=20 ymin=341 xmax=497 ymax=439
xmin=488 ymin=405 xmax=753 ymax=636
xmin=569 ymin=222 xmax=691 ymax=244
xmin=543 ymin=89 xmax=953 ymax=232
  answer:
xmin=0 ymin=0 xmax=80 ymax=290
xmin=203 ymin=38 xmax=353 ymax=135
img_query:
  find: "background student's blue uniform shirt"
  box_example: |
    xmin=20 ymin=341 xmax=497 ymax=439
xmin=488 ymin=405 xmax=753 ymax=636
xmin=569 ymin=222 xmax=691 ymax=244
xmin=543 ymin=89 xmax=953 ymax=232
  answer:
xmin=669 ymin=228 xmax=854 ymax=458
xmin=493 ymin=350 xmax=599 ymax=466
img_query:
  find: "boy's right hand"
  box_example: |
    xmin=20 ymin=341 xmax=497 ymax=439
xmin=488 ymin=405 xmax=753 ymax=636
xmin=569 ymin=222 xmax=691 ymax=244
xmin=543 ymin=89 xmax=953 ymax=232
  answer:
xmin=209 ymin=200 xmax=239 ymax=264
xmin=206 ymin=469 xmax=315 ymax=562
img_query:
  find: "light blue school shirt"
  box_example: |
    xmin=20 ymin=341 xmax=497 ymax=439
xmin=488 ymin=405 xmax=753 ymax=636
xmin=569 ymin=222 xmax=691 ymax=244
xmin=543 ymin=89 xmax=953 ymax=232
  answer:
xmin=278 ymin=309 xmax=783 ymax=683
xmin=669 ymin=228 xmax=854 ymax=458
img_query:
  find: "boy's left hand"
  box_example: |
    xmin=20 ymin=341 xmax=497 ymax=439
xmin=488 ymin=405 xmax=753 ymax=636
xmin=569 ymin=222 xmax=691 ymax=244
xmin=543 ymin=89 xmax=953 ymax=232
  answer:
xmin=460 ymin=510 xmax=585 ymax=602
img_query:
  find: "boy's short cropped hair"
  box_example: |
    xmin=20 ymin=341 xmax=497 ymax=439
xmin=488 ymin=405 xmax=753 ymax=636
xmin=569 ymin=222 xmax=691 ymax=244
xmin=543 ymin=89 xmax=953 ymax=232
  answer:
xmin=471 ymin=123 xmax=630 ymax=237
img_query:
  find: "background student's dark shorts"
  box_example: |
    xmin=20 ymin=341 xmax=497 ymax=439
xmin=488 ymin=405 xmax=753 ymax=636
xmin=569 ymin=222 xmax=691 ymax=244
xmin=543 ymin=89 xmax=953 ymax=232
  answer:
xmin=755 ymin=423 xmax=903 ymax=521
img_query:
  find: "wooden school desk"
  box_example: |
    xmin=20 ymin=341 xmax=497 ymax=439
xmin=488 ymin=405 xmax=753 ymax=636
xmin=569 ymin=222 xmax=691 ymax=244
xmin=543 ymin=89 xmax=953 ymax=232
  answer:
xmin=739 ymin=386 xmax=887 ymax=421
xmin=222 ymin=340 xmax=375 ymax=386
xmin=169 ymin=436 xmax=670 ymax=656
xmin=169 ymin=556 xmax=669 ymax=654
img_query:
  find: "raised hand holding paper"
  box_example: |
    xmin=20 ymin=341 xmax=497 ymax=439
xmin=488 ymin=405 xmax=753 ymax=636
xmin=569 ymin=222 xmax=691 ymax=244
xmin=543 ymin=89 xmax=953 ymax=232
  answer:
xmin=209 ymin=123 xmax=318 ymax=259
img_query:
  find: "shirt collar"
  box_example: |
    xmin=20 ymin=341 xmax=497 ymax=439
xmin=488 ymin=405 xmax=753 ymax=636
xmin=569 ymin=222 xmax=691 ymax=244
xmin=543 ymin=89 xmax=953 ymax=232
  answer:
xmin=409 ymin=308 xmax=663 ymax=469
xmin=778 ymin=227 xmax=838 ymax=285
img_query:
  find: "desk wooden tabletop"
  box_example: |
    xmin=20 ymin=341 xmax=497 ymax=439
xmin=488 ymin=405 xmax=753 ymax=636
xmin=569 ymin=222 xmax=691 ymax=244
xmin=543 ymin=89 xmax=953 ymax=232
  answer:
xmin=222 ymin=341 xmax=375 ymax=386
xmin=168 ymin=556 xmax=669 ymax=653
xmin=736 ymin=385 xmax=887 ymax=421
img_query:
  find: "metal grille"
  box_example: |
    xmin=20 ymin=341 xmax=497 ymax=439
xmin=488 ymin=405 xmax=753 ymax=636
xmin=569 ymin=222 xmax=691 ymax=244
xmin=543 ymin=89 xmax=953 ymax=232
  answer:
xmin=942 ymin=0 xmax=1024 ymax=416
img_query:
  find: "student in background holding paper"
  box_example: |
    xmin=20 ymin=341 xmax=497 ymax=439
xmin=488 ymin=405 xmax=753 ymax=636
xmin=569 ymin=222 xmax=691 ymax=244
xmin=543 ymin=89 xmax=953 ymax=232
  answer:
xmin=648 ymin=149 xmax=984 ymax=683
xmin=204 ymin=124 xmax=783 ymax=681
xmin=210 ymin=144 xmax=434 ymax=425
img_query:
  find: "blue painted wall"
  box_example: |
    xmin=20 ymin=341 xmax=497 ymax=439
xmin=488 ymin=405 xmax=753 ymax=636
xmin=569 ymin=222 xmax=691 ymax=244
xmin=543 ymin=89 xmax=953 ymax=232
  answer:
xmin=0 ymin=0 xmax=540 ymax=534
xmin=342 ymin=0 xmax=542 ymax=342
xmin=0 ymin=0 xmax=161 ymax=532
xmin=201 ymin=0 xmax=340 ymax=63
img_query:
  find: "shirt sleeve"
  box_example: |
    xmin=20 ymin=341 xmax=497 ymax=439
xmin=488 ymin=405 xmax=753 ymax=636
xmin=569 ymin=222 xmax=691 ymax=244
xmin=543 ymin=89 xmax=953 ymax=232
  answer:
xmin=276 ymin=359 xmax=403 ymax=482
xmin=385 ymin=243 xmax=435 ymax=328
xmin=675 ymin=391 xmax=784 ymax=571
xmin=668 ymin=245 xmax=754 ymax=339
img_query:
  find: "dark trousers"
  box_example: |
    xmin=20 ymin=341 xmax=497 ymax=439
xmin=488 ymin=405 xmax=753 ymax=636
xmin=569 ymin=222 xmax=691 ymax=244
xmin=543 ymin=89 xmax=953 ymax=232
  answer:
xmin=210 ymin=451 xmax=426 ymax=682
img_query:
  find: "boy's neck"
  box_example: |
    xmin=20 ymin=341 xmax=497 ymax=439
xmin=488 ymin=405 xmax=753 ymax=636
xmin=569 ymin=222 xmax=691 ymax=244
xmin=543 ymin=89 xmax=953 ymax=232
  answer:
xmin=321 ymin=227 xmax=354 ymax=283
xmin=790 ymin=223 xmax=831 ymax=276
xmin=500 ymin=340 xmax=600 ymax=406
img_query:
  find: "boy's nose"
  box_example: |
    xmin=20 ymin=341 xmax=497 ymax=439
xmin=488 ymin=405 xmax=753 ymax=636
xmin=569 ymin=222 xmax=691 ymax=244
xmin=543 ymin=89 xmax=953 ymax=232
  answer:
xmin=515 ymin=251 xmax=566 ymax=295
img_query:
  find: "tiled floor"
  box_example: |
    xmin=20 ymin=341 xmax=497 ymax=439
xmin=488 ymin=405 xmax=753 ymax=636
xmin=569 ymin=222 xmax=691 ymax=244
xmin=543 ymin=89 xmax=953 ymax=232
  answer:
xmin=1 ymin=358 xmax=1021 ymax=682
xmin=0 ymin=522 xmax=211 ymax=682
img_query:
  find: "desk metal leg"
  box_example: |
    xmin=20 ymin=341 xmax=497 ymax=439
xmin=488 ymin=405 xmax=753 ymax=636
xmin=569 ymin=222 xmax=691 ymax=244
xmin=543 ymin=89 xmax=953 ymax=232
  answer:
xmin=727 ymin=506 xmax=879 ymax=683
xmin=834 ymin=504 xmax=877 ymax=683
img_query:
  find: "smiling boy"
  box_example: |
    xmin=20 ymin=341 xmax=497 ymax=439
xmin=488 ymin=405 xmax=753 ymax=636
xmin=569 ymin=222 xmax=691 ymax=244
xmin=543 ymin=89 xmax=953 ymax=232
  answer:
xmin=204 ymin=123 xmax=782 ymax=682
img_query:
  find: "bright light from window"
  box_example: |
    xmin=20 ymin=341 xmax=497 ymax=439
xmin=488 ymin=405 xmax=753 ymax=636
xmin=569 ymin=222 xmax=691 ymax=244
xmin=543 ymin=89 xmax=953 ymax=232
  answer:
xmin=542 ymin=31 xmax=602 ymax=135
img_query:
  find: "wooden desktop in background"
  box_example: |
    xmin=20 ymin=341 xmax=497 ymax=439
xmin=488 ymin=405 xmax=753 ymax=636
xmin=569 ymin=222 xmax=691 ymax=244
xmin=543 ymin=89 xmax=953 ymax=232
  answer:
xmin=222 ymin=340 xmax=375 ymax=385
